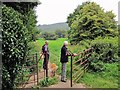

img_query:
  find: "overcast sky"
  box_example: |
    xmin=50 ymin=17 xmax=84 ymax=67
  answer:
xmin=35 ymin=0 xmax=119 ymax=25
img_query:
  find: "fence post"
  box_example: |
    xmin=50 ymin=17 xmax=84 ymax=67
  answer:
xmin=36 ymin=53 xmax=39 ymax=85
xmin=70 ymin=55 xmax=73 ymax=87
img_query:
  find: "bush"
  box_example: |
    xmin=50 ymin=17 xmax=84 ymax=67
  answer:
xmin=88 ymin=37 xmax=118 ymax=72
xmin=92 ymin=37 xmax=118 ymax=63
xmin=2 ymin=5 xmax=28 ymax=89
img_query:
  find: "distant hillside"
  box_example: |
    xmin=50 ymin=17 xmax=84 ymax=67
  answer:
xmin=38 ymin=22 xmax=69 ymax=32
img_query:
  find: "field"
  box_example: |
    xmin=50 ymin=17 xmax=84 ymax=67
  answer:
xmin=29 ymin=38 xmax=118 ymax=88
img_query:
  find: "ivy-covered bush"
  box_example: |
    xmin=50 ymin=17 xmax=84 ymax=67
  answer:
xmin=2 ymin=1 xmax=39 ymax=89
xmin=2 ymin=5 xmax=28 ymax=89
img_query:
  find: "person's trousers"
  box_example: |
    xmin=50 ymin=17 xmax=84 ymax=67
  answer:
xmin=61 ymin=62 xmax=66 ymax=81
xmin=43 ymin=54 xmax=49 ymax=70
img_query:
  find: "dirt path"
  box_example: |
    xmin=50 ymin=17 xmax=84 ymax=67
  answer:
xmin=21 ymin=62 xmax=51 ymax=88
xmin=19 ymin=62 xmax=86 ymax=88
xmin=48 ymin=75 xmax=86 ymax=88
xmin=18 ymin=69 xmax=44 ymax=88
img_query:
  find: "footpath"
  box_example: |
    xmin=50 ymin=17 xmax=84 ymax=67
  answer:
xmin=19 ymin=62 xmax=86 ymax=88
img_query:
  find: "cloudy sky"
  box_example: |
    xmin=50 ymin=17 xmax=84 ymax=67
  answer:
xmin=35 ymin=0 xmax=119 ymax=25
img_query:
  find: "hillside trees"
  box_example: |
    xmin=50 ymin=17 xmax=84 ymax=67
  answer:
xmin=55 ymin=30 xmax=67 ymax=38
xmin=2 ymin=2 xmax=39 ymax=89
xmin=42 ymin=32 xmax=58 ymax=40
xmin=67 ymin=2 xmax=118 ymax=44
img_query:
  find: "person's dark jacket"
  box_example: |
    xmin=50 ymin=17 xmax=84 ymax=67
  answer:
xmin=42 ymin=44 xmax=49 ymax=55
xmin=60 ymin=45 xmax=68 ymax=63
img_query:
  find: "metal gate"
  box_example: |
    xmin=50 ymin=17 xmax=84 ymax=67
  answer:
xmin=17 ymin=52 xmax=44 ymax=88
xmin=70 ymin=47 xmax=94 ymax=87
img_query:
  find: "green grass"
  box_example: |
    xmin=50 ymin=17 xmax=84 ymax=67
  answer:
xmin=79 ymin=63 xmax=118 ymax=88
xmin=29 ymin=38 xmax=118 ymax=88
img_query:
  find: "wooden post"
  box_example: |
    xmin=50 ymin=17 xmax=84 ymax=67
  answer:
xmin=36 ymin=53 xmax=39 ymax=85
xmin=70 ymin=55 xmax=73 ymax=87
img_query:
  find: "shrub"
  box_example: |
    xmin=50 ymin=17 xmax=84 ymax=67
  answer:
xmin=92 ymin=37 xmax=118 ymax=63
xmin=88 ymin=37 xmax=118 ymax=72
xmin=2 ymin=5 xmax=28 ymax=89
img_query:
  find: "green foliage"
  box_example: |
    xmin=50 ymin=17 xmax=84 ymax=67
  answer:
xmin=3 ymin=2 xmax=40 ymax=42
xmin=37 ymin=77 xmax=58 ymax=87
xmin=87 ymin=37 xmax=118 ymax=72
xmin=70 ymin=36 xmax=118 ymax=72
xmin=55 ymin=30 xmax=67 ymax=38
xmin=28 ymin=41 xmax=41 ymax=54
xmin=2 ymin=5 xmax=28 ymax=89
xmin=2 ymin=2 xmax=39 ymax=89
xmin=3 ymin=2 xmax=39 ymax=15
xmin=14 ymin=68 xmax=30 ymax=87
xmin=26 ymin=9 xmax=40 ymax=41
xmin=42 ymin=32 xmax=58 ymax=40
xmin=67 ymin=1 xmax=118 ymax=44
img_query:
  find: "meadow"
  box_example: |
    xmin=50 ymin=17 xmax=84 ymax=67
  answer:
xmin=29 ymin=38 xmax=118 ymax=88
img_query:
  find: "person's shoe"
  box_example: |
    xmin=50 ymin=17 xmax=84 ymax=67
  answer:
xmin=61 ymin=80 xmax=66 ymax=82
xmin=61 ymin=78 xmax=67 ymax=82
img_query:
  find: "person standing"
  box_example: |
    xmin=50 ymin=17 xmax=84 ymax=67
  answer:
xmin=42 ymin=41 xmax=50 ymax=79
xmin=60 ymin=41 xmax=77 ymax=82
xmin=60 ymin=41 xmax=70 ymax=82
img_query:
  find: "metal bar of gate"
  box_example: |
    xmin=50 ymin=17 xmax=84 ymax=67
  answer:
xmin=70 ymin=55 xmax=73 ymax=87
xmin=33 ymin=54 xmax=35 ymax=85
xmin=46 ymin=52 xmax=48 ymax=82
xmin=36 ymin=53 xmax=39 ymax=85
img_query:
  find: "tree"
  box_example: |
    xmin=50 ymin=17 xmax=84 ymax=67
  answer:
xmin=3 ymin=2 xmax=40 ymax=41
xmin=42 ymin=32 xmax=58 ymax=40
xmin=67 ymin=1 xmax=117 ymax=44
xmin=55 ymin=30 xmax=67 ymax=38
